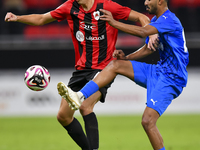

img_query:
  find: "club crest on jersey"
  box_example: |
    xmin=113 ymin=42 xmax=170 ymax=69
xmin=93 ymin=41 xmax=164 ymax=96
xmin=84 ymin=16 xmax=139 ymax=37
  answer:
xmin=93 ymin=11 xmax=100 ymax=20
xmin=76 ymin=31 xmax=84 ymax=42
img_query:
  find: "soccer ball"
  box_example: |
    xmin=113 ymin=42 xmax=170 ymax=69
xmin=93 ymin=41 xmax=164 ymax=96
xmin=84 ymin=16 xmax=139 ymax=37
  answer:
xmin=24 ymin=65 xmax=50 ymax=91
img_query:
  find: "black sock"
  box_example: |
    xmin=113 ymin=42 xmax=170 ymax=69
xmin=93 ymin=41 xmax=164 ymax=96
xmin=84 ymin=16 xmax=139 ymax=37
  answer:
xmin=83 ymin=112 xmax=99 ymax=150
xmin=64 ymin=118 xmax=90 ymax=150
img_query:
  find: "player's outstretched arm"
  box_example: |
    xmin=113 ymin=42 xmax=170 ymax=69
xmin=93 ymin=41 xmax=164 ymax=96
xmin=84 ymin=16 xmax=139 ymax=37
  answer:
xmin=100 ymin=9 xmax=158 ymax=38
xmin=5 ymin=12 xmax=56 ymax=26
xmin=128 ymin=10 xmax=150 ymax=27
xmin=112 ymin=44 xmax=154 ymax=61
xmin=126 ymin=44 xmax=154 ymax=60
xmin=127 ymin=10 xmax=159 ymax=51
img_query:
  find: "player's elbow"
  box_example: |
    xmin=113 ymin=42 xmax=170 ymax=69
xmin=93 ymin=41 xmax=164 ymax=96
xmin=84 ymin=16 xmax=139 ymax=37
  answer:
xmin=35 ymin=14 xmax=48 ymax=26
xmin=37 ymin=18 xmax=46 ymax=26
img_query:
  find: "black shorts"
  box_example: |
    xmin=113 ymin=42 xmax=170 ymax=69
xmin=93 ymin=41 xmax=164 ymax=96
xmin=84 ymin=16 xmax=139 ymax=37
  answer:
xmin=68 ymin=69 xmax=114 ymax=103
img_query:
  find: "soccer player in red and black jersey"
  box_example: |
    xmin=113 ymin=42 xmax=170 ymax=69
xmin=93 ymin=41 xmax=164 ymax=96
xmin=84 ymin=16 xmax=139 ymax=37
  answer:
xmin=5 ymin=0 xmax=155 ymax=149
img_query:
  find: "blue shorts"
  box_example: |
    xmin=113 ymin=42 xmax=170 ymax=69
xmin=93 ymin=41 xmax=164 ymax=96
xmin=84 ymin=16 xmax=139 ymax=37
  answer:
xmin=131 ymin=61 xmax=183 ymax=116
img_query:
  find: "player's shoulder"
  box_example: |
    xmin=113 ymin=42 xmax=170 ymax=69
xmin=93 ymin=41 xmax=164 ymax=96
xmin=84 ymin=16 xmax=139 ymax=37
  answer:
xmin=157 ymin=10 xmax=178 ymax=25
xmin=161 ymin=10 xmax=178 ymax=22
xmin=165 ymin=10 xmax=182 ymax=28
xmin=53 ymin=0 xmax=74 ymax=12
xmin=98 ymin=0 xmax=121 ymax=10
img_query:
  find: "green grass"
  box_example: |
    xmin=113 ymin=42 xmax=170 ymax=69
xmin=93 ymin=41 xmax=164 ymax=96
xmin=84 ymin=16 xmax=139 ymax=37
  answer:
xmin=0 ymin=114 xmax=200 ymax=150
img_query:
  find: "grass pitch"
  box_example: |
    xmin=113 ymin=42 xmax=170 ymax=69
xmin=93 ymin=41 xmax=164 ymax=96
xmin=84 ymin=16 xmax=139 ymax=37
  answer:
xmin=0 ymin=114 xmax=200 ymax=150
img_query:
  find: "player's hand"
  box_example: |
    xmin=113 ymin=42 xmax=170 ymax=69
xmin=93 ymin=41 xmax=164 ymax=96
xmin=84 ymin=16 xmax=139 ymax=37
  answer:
xmin=148 ymin=34 xmax=159 ymax=51
xmin=5 ymin=12 xmax=18 ymax=22
xmin=99 ymin=9 xmax=116 ymax=26
xmin=113 ymin=50 xmax=126 ymax=60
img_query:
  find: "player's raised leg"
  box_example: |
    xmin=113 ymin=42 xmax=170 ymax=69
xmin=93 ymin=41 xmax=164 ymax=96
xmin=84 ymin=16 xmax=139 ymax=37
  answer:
xmin=57 ymin=59 xmax=135 ymax=110
xmin=93 ymin=60 xmax=135 ymax=88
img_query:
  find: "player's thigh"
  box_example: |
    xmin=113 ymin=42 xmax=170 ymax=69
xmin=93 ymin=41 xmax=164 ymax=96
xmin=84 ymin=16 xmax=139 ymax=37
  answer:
xmin=57 ymin=98 xmax=75 ymax=121
xmin=79 ymin=91 xmax=101 ymax=115
xmin=111 ymin=60 xmax=135 ymax=81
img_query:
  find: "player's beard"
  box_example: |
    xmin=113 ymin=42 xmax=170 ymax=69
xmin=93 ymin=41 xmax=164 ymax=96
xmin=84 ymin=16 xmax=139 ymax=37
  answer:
xmin=146 ymin=5 xmax=157 ymax=15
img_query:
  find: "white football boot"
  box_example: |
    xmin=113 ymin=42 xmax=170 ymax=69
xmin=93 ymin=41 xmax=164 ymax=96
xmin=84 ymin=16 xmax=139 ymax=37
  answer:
xmin=57 ymin=82 xmax=82 ymax=110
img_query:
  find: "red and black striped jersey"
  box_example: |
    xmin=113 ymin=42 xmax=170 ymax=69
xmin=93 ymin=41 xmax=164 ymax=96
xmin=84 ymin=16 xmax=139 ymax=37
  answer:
xmin=50 ymin=0 xmax=131 ymax=70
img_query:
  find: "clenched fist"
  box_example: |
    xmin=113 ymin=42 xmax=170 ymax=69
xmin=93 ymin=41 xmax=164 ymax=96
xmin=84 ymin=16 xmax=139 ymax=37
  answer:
xmin=5 ymin=12 xmax=18 ymax=22
xmin=112 ymin=50 xmax=126 ymax=60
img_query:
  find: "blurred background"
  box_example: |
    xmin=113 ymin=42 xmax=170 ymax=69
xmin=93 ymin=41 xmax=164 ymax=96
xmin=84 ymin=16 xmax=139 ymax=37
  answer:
xmin=0 ymin=0 xmax=200 ymax=116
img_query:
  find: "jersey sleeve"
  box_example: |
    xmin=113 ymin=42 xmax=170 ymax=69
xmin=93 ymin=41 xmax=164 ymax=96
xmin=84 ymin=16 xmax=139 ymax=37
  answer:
xmin=149 ymin=16 xmax=176 ymax=34
xmin=145 ymin=36 xmax=149 ymax=45
xmin=50 ymin=2 xmax=69 ymax=22
xmin=104 ymin=0 xmax=131 ymax=20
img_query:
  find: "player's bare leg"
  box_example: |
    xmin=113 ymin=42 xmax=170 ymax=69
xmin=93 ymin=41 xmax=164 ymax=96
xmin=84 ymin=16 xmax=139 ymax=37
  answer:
xmin=57 ymin=91 xmax=101 ymax=150
xmin=57 ymin=98 xmax=91 ymax=150
xmin=79 ymin=91 xmax=101 ymax=116
xmin=80 ymin=91 xmax=101 ymax=150
xmin=57 ymin=98 xmax=75 ymax=126
xmin=142 ymin=107 xmax=164 ymax=150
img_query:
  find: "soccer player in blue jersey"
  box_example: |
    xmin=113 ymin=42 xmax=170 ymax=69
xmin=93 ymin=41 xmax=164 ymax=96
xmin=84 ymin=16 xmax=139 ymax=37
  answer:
xmin=57 ymin=0 xmax=189 ymax=149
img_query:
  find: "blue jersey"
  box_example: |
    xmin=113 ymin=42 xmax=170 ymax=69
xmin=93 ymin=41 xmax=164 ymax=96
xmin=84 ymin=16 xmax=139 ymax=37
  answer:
xmin=146 ymin=10 xmax=189 ymax=87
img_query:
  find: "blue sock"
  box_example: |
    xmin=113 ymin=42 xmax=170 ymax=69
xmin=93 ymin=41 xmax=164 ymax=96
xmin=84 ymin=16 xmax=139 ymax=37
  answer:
xmin=159 ymin=147 xmax=165 ymax=150
xmin=80 ymin=81 xmax=99 ymax=99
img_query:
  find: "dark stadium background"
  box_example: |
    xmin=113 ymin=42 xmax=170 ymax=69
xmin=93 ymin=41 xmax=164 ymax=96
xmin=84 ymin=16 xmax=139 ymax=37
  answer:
xmin=0 ymin=0 xmax=199 ymax=69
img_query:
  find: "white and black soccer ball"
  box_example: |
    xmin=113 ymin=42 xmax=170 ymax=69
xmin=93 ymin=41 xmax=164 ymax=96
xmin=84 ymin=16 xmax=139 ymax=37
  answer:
xmin=24 ymin=65 xmax=50 ymax=91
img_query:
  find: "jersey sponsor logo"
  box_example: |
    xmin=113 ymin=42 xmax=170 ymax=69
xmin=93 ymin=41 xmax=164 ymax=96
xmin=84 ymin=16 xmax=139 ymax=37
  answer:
xmin=80 ymin=21 xmax=96 ymax=30
xmin=151 ymin=99 xmax=157 ymax=106
xmin=76 ymin=31 xmax=84 ymax=42
xmin=86 ymin=35 xmax=105 ymax=41
xmin=93 ymin=11 xmax=100 ymax=20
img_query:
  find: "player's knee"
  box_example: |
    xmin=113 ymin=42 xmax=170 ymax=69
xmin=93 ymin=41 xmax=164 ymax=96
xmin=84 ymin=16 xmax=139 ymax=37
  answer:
xmin=57 ymin=112 xmax=73 ymax=126
xmin=141 ymin=117 xmax=154 ymax=130
xmin=107 ymin=60 xmax=121 ymax=72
